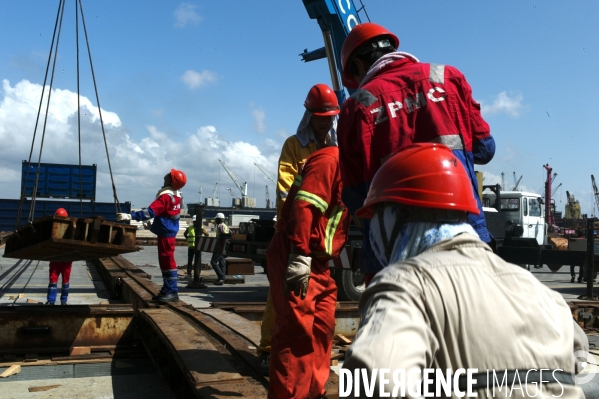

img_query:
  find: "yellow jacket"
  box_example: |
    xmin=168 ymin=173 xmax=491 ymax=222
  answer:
xmin=276 ymin=135 xmax=318 ymax=219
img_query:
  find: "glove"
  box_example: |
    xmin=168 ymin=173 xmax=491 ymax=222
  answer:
xmin=116 ymin=213 xmax=131 ymax=221
xmin=285 ymin=254 xmax=311 ymax=299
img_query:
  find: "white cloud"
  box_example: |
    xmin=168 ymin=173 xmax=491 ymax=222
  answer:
xmin=252 ymin=106 xmax=267 ymax=134
xmin=480 ymin=91 xmax=525 ymax=117
xmin=174 ymin=3 xmax=202 ymax=28
xmin=274 ymin=128 xmax=289 ymax=140
xmin=0 ymin=79 xmax=279 ymax=209
xmin=181 ymin=69 xmax=217 ymax=89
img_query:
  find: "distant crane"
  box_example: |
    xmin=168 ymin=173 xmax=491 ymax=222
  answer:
xmin=512 ymin=172 xmax=523 ymax=191
xmin=543 ymin=164 xmax=554 ymax=226
xmin=218 ymin=159 xmax=248 ymax=199
xmin=552 ymin=183 xmax=562 ymax=197
xmin=592 ymin=175 xmax=599 ymax=217
xmin=210 ymin=183 xmax=218 ymax=201
xmin=501 ymin=172 xmax=505 ymax=191
xmin=198 ymin=187 xmax=203 ymax=203
xmin=265 ymin=185 xmax=271 ymax=209
xmin=254 ymin=163 xmax=276 ymax=185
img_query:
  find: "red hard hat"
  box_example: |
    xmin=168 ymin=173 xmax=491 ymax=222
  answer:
xmin=356 ymin=143 xmax=480 ymax=219
xmin=55 ymin=208 xmax=68 ymax=217
xmin=170 ymin=169 xmax=187 ymax=190
xmin=341 ymin=23 xmax=399 ymax=89
xmin=304 ymin=84 xmax=340 ymax=116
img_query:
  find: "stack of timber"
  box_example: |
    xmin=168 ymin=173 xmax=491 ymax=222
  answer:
xmin=2 ymin=215 xmax=139 ymax=262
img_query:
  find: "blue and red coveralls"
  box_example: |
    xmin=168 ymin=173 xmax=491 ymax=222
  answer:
xmin=47 ymin=261 xmax=73 ymax=304
xmin=337 ymin=56 xmax=495 ymax=283
xmin=131 ymin=188 xmax=182 ymax=295
xmin=268 ymin=146 xmax=349 ymax=399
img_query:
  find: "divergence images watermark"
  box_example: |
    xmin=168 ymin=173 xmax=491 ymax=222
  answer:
xmin=339 ymin=352 xmax=597 ymax=397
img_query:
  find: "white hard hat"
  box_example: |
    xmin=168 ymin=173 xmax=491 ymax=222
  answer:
xmin=215 ymin=213 xmax=225 ymax=219
xmin=192 ymin=215 xmax=197 ymax=221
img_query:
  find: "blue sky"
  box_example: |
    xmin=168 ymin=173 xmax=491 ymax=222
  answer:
xmin=1 ymin=1 xmax=598 ymax=217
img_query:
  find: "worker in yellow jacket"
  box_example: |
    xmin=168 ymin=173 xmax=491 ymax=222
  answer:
xmin=257 ymin=83 xmax=340 ymax=375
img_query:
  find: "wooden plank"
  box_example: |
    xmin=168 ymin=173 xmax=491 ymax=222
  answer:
xmin=28 ymin=385 xmax=61 ymax=392
xmin=52 ymin=352 xmax=111 ymax=361
xmin=141 ymin=308 xmax=245 ymax=385
xmin=0 ymin=364 xmax=21 ymax=378
xmin=70 ymin=346 xmax=91 ymax=356
xmin=334 ymin=333 xmax=352 ymax=345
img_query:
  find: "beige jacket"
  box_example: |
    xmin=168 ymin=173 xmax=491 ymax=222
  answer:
xmin=343 ymin=233 xmax=587 ymax=398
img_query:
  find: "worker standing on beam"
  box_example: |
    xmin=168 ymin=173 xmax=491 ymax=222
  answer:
xmin=117 ymin=169 xmax=187 ymax=303
xmin=337 ymin=23 xmax=495 ymax=285
xmin=257 ymin=83 xmax=340 ymax=374
xmin=45 ymin=208 xmax=73 ymax=305
xmin=342 ymin=143 xmax=587 ymax=397
xmin=268 ymin=145 xmax=348 ymax=399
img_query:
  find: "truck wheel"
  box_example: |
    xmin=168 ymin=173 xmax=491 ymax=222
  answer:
xmin=334 ymin=269 xmax=365 ymax=301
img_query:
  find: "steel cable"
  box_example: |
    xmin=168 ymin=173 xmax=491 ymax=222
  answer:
xmin=15 ymin=0 xmax=65 ymax=230
xmin=77 ymin=0 xmax=122 ymax=214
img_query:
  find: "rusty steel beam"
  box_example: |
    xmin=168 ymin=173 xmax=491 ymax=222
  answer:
xmin=93 ymin=256 xmax=271 ymax=397
xmin=3 ymin=215 xmax=139 ymax=262
xmin=0 ymin=304 xmax=135 ymax=355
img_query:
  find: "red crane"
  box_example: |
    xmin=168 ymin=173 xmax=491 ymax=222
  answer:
xmin=592 ymin=175 xmax=599 ymax=217
xmin=544 ymin=164 xmax=555 ymax=225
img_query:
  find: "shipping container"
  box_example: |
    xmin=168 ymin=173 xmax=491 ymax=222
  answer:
xmin=0 ymin=199 xmax=131 ymax=232
xmin=21 ymin=161 xmax=97 ymax=200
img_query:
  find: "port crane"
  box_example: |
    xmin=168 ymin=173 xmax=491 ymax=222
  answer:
xmin=226 ymin=187 xmax=237 ymax=199
xmin=512 ymin=172 xmax=523 ymax=191
xmin=265 ymin=186 xmax=271 ymax=209
xmin=254 ymin=163 xmax=276 ymax=185
xmin=218 ymin=159 xmax=248 ymax=199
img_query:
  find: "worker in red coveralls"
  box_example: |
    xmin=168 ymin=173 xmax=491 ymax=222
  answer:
xmin=337 ymin=22 xmax=496 ymax=286
xmin=268 ymin=146 xmax=349 ymax=399
xmin=117 ymin=169 xmax=186 ymax=303
xmin=45 ymin=208 xmax=73 ymax=305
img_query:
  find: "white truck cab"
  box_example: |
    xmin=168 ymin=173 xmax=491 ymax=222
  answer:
xmin=483 ymin=190 xmax=546 ymax=246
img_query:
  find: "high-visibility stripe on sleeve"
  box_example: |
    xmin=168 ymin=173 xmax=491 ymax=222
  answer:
xmin=429 ymin=63 xmax=445 ymax=84
xmin=295 ymin=190 xmax=328 ymax=214
xmin=325 ymin=205 xmax=344 ymax=255
xmin=429 ymin=134 xmax=463 ymax=150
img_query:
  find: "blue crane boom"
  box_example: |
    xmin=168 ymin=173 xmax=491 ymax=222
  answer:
xmin=301 ymin=0 xmax=368 ymax=103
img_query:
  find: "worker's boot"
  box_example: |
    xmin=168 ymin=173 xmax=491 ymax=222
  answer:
xmin=258 ymin=352 xmax=270 ymax=376
xmin=46 ymin=282 xmax=57 ymax=305
xmin=156 ymin=292 xmax=179 ymax=303
xmin=153 ymin=270 xmax=179 ymax=302
xmin=60 ymin=283 xmax=69 ymax=305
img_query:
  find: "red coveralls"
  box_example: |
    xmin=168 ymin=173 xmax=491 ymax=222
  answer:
xmin=131 ymin=191 xmax=181 ymax=295
xmin=268 ymin=146 xmax=349 ymax=399
xmin=49 ymin=261 xmax=72 ymax=284
xmin=144 ymin=192 xmax=182 ymax=272
xmin=337 ymin=56 xmax=495 ymax=277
